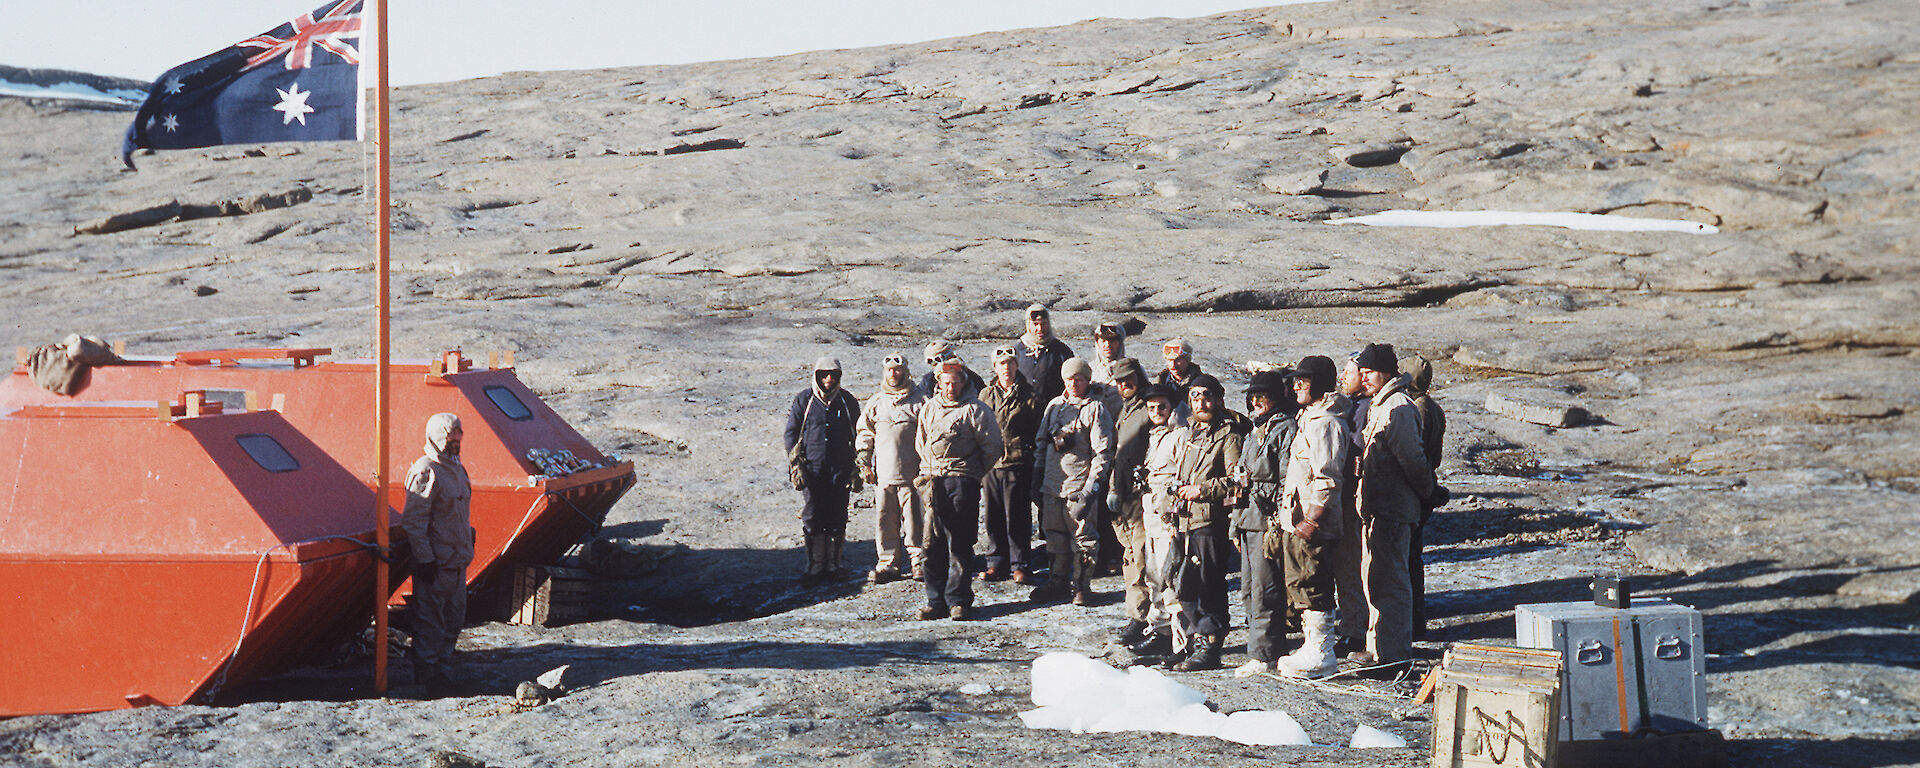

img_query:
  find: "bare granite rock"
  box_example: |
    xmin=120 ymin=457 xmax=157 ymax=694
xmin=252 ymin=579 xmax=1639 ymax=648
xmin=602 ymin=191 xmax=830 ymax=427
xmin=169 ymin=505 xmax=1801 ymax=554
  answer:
xmin=1485 ymin=392 xmax=1591 ymax=428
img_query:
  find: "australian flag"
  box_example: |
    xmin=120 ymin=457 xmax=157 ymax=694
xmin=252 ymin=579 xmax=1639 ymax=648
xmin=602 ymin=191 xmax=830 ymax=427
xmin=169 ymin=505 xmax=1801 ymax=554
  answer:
xmin=123 ymin=0 xmax=364 ymax=169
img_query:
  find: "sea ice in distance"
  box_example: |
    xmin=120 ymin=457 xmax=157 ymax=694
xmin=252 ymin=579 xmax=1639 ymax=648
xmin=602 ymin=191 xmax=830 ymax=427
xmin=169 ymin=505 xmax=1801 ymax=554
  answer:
xmin=1327 ymin=209 xmax=1718 ymax=234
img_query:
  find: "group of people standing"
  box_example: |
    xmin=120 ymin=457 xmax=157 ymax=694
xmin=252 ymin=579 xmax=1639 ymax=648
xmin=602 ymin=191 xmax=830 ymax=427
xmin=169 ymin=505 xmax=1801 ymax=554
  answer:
xmin=783 ymin=304 xmax=1447 ymax=676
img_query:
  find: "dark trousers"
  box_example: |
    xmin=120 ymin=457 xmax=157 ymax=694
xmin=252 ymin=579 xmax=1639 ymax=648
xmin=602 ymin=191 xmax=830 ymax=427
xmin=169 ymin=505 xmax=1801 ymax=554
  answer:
xmin=1239 ymin=528 xmax=1288 ymax=663
xmin=800 ymin=472 xmax=850 ymax=536
xmin=1176 ymin=526 xmax=1232 ymax=638
xmin=1096 ymin=495 xmax=1122 ymax=568
xmin=982 ymin=466 xmax=1032 ymax=572
xmin=925 ymin=476 xmax=981 ymax=610
xmin=408 ymin=561 xmax=468 ymax=678
xmin=1409 ymin=519 xmax=1427 ymax=635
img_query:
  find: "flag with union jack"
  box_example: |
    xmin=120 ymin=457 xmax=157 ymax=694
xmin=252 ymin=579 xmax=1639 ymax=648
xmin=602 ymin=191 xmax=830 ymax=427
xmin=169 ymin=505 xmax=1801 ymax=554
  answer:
xmin=123 ymin=0 xmax=365 ymax=169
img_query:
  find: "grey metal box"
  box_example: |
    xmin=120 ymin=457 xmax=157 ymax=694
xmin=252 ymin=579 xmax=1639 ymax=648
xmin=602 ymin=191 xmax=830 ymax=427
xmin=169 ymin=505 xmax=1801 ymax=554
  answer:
xmin=1515 ymin=598 xmax=1708 ymax=740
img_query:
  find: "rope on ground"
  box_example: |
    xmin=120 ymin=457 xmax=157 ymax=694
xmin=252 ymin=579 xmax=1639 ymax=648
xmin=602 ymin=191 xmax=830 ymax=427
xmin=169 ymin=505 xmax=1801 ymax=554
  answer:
xmin=1254 ymin=667 xmax=1417 ymax=701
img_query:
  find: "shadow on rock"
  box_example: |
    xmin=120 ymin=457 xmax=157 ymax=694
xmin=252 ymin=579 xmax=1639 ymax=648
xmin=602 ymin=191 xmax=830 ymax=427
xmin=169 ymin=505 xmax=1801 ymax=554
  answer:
xmin=458 ymin=638 xmax=986 ymax=693
xmin=595 ymin=542 xmax=884 ymax=626
xmin=1728 ymin=736 xmax=1920 ymax=768
xmin=1636 ymin=562 xmax=1920 ymax=674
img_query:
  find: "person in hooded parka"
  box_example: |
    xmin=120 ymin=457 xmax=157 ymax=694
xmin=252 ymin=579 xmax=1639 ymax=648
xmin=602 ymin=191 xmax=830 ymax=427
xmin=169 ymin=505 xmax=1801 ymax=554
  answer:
xmin=401 ymin=412 xmax=473 ymax=692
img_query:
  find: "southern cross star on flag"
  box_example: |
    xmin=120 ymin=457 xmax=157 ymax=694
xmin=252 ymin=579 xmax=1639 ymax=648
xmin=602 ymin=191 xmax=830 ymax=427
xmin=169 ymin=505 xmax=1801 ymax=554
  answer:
xmin=122 ymin=0 xmax=366 ymax=169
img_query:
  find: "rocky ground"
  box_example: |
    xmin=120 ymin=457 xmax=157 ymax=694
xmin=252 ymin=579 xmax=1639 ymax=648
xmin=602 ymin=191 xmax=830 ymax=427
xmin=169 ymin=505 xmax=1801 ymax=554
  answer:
xmin=3 ymin=0 xmax=1918 ymax=765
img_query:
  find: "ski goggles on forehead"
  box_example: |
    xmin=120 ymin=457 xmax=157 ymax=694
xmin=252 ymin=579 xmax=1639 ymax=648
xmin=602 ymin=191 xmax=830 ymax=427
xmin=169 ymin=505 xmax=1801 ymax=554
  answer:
xmin=993 ymin=346 xmax=1017 ymax=361
xmin=883 ymin=354 xmax=906 ymax=367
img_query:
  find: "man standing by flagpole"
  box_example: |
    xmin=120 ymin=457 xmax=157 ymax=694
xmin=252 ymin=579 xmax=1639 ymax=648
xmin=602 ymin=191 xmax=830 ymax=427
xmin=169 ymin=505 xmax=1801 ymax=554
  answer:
xmin=122 ymin=0 xmax=390 ymax=693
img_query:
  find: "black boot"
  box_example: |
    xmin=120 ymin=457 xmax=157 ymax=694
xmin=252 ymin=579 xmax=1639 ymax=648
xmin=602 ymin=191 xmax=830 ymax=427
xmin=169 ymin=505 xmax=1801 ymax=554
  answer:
xmin=1129 ymin=632 xmax=1172 ymax=658
xmin=825 ymin=533 xmax=847 ymax=578
xmin=1028 ymin=580 xmax=1069 ymax=603
xmin=1070 ymin=552 xmax=1097 ymax=605
xmin=1160 ymin=638 xmax=1193 ymax=670
xmin=1116 ymin=619 xmax=1148 ymax=647
xmin=1173 ymin=633 xmax=1223 ymax=672
xmin=799 ymin=535 xmax=827 ymax=587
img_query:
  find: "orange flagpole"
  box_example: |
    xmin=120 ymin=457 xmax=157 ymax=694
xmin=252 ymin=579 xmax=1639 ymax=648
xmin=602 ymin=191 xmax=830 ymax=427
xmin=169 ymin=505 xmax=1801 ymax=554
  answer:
xmin=372 ymin=0 xmax=392 ymax=695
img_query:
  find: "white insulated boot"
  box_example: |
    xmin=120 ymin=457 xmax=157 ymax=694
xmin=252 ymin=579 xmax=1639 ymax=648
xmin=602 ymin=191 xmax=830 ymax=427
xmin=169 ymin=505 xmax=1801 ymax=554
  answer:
xmin=1276 ymin=610 xmax=1337 ymax=679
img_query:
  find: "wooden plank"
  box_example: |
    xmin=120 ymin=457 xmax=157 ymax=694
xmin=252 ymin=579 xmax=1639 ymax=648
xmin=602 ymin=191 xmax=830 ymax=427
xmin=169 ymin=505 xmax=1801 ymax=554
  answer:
xmin=173 ymin=348 xmax=332 ymax=366
xmin=505 ymin=564 xmax=592 ymax=627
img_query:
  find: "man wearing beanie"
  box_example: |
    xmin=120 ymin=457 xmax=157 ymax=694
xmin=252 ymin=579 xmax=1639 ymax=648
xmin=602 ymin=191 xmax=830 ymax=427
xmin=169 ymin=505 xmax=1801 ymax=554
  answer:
xmin=1403 ymin=355 xmax=1447 ymax=639
xmin=1234 ymin=368 xmax=1298 ymax=673
xmin=981 ymin=345 xmax=1042 ymax=583
xmin=1105 ymin=357 xmax=1160 ymax=645
xmin=1166 ymin=373 xmax=1250 ymax=671
xmin=915 ymin=364 xmax=1004 ymax=620
xmin=1016 ymin=304 xmax=1077 ymax=407
xmin=785 ymin=357 xmax=863 ymax=586
xmin=1274 ymin=356 xmax=1353 ymax=678
xmin=1351 ymin=343 xmax=1438 ymax=669
xmin=856 ymin=354 xmax=927 ymax=585
xmin=1031 ymin=357 xmax=1115 ymax=605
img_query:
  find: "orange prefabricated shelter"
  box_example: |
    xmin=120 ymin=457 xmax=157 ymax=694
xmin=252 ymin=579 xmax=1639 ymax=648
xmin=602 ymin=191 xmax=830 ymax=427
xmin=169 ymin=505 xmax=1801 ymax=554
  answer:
xmin=2 ymin=348 xmax=637 ymax=608
xmin=0 ymin=399 xmax=403 ymax=715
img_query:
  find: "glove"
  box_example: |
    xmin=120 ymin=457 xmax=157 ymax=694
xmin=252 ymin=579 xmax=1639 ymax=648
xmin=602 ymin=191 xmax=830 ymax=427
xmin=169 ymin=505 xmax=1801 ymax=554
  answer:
xmin=1292 ymin=519 xmax=1318 ymax=541
xmin=1294 ymin=503 xmax=1326 ymax=540
xmin=856 ymin=449 xmax=876 ymax=485
xmin=1105 ymin=491 xmax=1122 ymax=513
xmin=1068 ymin=488 xmax=1097 ymax=522
xmin=849 ymin=473 xmax=865 ymax=493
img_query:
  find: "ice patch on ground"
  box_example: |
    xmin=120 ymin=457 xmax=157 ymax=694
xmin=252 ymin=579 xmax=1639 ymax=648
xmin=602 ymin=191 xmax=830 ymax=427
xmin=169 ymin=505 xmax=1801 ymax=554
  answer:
xmin=1327 ymin=209 xmax=1718 ymax=234
xmin=1019 ymin=653 xmax=1313 ymax=746
xmin=1219 ymin=709 xmax=1312 ymax=746
xmin=1351 ymin=723 xmax=1408 ymax=748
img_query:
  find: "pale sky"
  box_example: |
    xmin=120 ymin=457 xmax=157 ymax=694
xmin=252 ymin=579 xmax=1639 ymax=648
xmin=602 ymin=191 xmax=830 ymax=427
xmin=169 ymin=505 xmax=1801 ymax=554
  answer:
xmin=8 ymin=1 xmax=1312 ymax=87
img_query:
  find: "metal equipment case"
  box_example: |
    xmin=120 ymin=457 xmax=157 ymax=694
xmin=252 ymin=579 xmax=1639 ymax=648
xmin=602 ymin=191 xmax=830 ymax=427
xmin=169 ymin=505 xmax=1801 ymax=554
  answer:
xmin=1515 ymin=598 xmax=1708 ymax=741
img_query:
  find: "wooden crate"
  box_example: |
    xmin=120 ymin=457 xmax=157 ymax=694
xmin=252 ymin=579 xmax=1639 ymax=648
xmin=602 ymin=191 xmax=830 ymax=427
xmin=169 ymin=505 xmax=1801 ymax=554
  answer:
xmin=505 ymin=564 xmax=592 ymax=626
xmin=1432 ymin=643 xmax=1562 ymax=768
